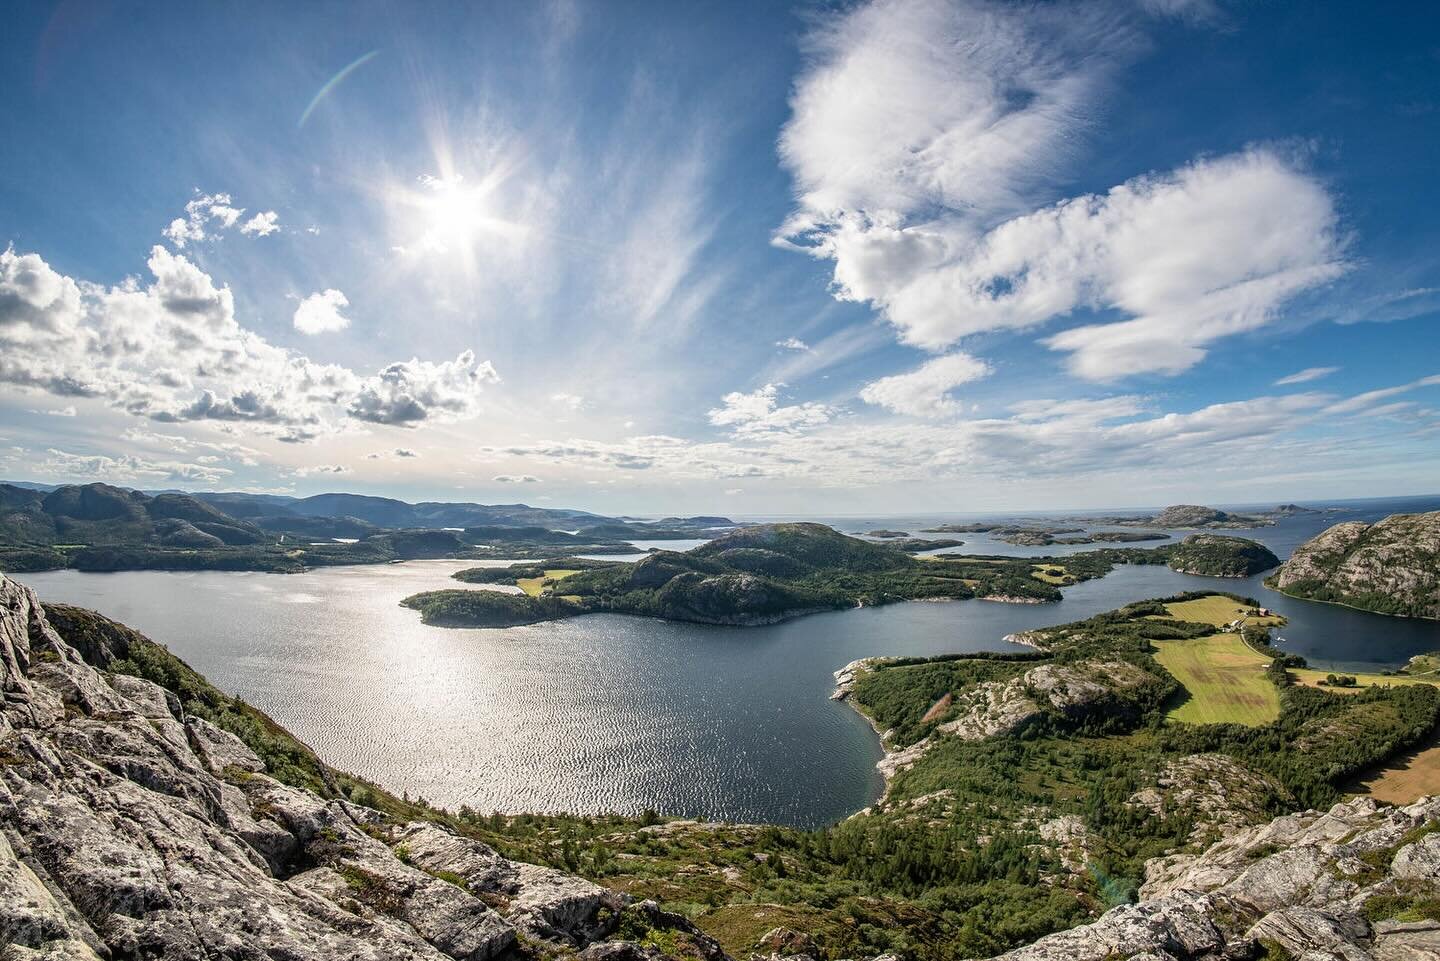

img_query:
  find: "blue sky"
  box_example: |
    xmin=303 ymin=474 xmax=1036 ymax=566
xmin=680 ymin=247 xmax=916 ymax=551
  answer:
xmin=1 ymin=0 xmax=1437 ymax=514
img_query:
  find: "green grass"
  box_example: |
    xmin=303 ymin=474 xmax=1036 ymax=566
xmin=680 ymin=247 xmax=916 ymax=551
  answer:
xmin=1161 ymin=595 xmax=1285 ymax=629
xmin=1030 ymin=564 xmax=1073 ymax=585
xmin=1291 ymin=668 xmax=1440 ymax=692
xmin=1152 ymin=632 xmax=1281 ymax=726
xmin=517 ymin=568 xmax=582 ymax=597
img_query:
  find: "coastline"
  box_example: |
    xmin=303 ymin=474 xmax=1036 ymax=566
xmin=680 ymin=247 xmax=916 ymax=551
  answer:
xmin=1264 ymin=579 xmax=1440 ymax=622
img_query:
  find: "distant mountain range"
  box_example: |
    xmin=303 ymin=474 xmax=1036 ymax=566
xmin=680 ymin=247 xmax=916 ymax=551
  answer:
xmin=0 ymin=481 xmax=736 ymax=573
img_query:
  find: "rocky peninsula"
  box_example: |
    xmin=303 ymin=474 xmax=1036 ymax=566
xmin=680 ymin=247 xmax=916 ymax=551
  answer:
xmin=1270 ymin=511 xmax=1440 ymax=619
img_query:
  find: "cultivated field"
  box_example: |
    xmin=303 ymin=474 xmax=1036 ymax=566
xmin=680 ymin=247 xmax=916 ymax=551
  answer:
xmin=1030 ymin=563 xmax=1072 ymax=585
xmin=1162 ymin=595 xmax=1286 ymax=629
xmin=1152 ymin=632 xmax=1281 ymax=726
xmin=517 ymin=569 xmax=582 ymax=597
xmin=1352 ymin=727 xmax=1440 ymax=803
xmin=1290 ymin=668 xmax=1440 ymax=693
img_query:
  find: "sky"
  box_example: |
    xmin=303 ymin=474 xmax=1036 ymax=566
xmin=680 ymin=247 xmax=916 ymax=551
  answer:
xmin=1 ymin=0 xmax=1437 ymax=515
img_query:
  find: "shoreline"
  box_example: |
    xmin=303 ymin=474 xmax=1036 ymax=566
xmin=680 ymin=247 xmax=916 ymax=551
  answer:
xmin=1264 ymin=579 xmax=1440 ymax=623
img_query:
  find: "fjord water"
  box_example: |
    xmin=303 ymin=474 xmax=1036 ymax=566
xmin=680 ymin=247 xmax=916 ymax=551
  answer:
xmin=16 ymin=495 xmax=1440 ymax=827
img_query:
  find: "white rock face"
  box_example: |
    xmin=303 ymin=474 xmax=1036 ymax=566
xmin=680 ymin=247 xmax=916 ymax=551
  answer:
xmin=1274 ymin=511 xmax=1440 ymax=618
xmin=982 ymin=794 xmax=1440 ymax=960
xmin=0 ymin=575 xmax=681 ymax=960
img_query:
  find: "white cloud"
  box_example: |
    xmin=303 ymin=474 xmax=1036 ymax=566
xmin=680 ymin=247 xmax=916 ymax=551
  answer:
xmin=550 ymin=392 xmax=586 ymax=410
xmin=240 ymin=211 xmax=280 ymax=237
xmin=485 ymin=387 xmax=1365 ymax=490
xmin=1323 ymin=374 xmax=1440 ymax=415
xmin=295 ymin=464 xmax=349 ymax=476
xmin=1136 ymin=0 xmax=1220 ymax=22
xmin=293 ymin=288 xmax=352 ymax=335
xmin=1275 ymin=366 xmax=1339 ymax=386
xmin=493 ymin=474 xmax=541 ymax=483
xmin=707 ymin=384 xmax=838 ymax=435
xmin=779 ymin=0 xmax=1131 ymax=232
xmin=348 ymin=351 xmax=499 ymax=426
xmin=775 ymin=337 xmax=810 ymax=351
xmin=28 ymin=405 xmax=76 ymax=417
xmin=163 ymin=191 xmax=245 ymax=248
xmin=778 ymin=1 xmax=1345 ymax=381
xmin=859 ymin=352 xmax=990 ymax=417
xmin=34 ymin=447 xmax=232 ymax=484
xmin=0 ymin=246 xmax=499 ymax=437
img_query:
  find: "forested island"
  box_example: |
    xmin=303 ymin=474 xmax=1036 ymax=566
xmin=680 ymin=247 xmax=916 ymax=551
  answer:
xmin=402 ymin=523 xmax=1280 ymax=628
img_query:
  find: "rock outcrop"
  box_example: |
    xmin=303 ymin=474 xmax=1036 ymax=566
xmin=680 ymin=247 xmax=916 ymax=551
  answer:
xmin=1144 ymin=505 xmax=1273 ymax=529
xmin=1272 ymin=512 xmax=1440 ymax=619
xmin=0 ymin=575 xmax=712 ymax=960
xmin=854 ymin=659 xmax=1163 ymax=783
xmin=984 ymin=795 xmax=1440 ymax=960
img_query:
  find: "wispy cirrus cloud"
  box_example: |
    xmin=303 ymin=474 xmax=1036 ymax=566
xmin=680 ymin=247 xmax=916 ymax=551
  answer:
xmin=1275 ymin=366 xmax=1340 ymax=386
xmin=1323 ymin=374 xmax=1440 ymax=415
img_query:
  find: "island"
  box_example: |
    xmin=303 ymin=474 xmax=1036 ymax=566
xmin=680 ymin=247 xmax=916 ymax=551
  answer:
xmin=1163 ymin=533 xmax=1281 ymax=577
xmin=1269 ymin=510 xmax=1440 ymax=619
xmin=402 ymin=524 xmax=1281 ymax=628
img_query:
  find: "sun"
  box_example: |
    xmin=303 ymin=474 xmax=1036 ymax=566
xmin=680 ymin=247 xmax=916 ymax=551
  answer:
xmin=419 ymin=175 xmax=501 ymax=245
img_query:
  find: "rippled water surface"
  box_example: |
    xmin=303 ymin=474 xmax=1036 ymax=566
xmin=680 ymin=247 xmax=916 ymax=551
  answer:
xmin=16 ymin=496 xmax=1439 ymax=827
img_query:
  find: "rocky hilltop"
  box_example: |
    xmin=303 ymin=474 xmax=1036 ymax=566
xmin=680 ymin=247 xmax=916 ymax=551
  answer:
xmin=0 ymin=575 xmax=724 ymax=960
xmin=1271 ymin=511 xmax=1440 ymax=619
xmin=989 ymin=794 xmax=1440 ymax=960
xmin=1140 ymin=505 xmax=1274 ymax=529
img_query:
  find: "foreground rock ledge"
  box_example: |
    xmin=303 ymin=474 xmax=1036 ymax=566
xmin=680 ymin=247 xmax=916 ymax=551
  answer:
xmin=0 ymin=575 xmax=723 ymax=961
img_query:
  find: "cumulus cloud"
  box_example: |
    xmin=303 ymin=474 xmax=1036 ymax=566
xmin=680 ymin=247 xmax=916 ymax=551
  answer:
xmin=293 ymin=288 xmax=352 ymax=335
xmin=1275 ymin=366 xmax=1339 ymax=386
xmin=29 ymin=405 xmax=76 ymax=416
xmin=493 ymin=474 xmax=541 ymax=483
xmin=163 ymin=192 xmax=245 ymax=247
xmin=775 ymin=337 xmax=810 ymax=351
xmin=778 ymin=0 xmax=1345 ymax=380
xmin=0 ymin=246 xmax=498 ymax=437
xmin=295 ymin=464 xmax=348 ymax=476
xmin=347 ymin=351 xmax=499 ymax=426
xmin=860 ymin=352 xmax=990 ymax=417
xmin=707 ymin=384 xmax=838 ymax=435
xmin=240 ymin=211 xmax=280 ymax=237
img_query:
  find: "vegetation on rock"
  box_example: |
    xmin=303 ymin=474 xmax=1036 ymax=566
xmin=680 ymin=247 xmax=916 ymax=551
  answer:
xmin=1270 ymin=511 xmax=1440 ymax=618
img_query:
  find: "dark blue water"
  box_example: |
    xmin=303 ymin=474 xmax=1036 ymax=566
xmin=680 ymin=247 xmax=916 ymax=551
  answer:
xmin=14 ymin=495 xmax=1438 ymax=827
